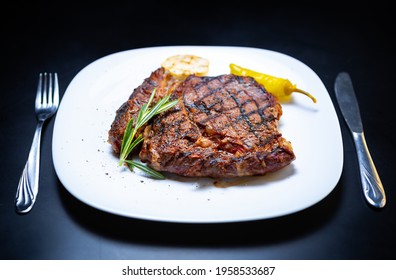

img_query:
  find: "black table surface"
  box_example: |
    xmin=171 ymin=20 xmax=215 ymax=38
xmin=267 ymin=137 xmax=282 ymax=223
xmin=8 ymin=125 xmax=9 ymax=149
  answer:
xmin=1 ymin=1 xmax=395 ymax=260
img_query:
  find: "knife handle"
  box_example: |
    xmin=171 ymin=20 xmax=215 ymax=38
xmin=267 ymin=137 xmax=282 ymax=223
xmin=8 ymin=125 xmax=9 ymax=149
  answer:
xmin=352 ymin=131 xmax=386 ymax=208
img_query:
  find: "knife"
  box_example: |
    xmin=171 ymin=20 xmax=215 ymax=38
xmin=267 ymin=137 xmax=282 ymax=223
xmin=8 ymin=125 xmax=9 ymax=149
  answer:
xmin=334 ymin=72 xmax=386 ymax=208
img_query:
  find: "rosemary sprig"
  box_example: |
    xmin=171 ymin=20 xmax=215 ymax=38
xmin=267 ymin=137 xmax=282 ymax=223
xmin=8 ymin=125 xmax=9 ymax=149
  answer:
xmin=124 ymin=160 xmax=165 ymax=179
xmin=118 ymin=88 xmax=178 ymax=179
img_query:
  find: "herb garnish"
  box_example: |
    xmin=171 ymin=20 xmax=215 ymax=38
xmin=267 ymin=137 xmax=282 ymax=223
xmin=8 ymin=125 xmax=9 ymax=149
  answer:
xmin=118 ymin=88 xmax=178 ymax=179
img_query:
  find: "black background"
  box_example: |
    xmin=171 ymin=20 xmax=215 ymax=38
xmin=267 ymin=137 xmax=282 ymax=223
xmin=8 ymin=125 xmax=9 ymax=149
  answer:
xmin=1 ymin=1 xmax=395 ymax=259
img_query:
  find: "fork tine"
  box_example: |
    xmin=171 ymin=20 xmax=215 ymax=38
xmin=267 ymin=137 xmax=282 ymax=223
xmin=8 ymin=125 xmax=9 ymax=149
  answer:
xmin=53 ymin=73 xmax=59 ymax=108
xmin=47 ymin=73 xmax=53 ymax=107
xmin=35 ymin=73 xmax=43 ymax=108
xmin=42 ymin=73 xmax=48 ymax=106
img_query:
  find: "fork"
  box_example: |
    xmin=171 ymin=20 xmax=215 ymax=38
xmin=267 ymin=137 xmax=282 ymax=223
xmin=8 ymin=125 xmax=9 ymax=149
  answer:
xmin=15 ymin=73 xmax=59 ymax=213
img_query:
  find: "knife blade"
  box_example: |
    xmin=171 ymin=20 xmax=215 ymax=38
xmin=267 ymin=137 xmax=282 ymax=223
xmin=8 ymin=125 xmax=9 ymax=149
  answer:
xmin=334 ymin=72 xmax=386 ymax=208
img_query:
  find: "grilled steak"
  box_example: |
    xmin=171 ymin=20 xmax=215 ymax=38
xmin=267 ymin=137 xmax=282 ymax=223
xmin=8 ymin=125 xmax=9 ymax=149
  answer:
xmin=109 ymin=67 xmax=296 ymax=178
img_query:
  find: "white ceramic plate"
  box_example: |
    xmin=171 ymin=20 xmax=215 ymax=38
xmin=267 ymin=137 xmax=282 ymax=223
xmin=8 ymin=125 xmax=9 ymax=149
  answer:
xmin=52 ymin=46 xmax=343 ymax=223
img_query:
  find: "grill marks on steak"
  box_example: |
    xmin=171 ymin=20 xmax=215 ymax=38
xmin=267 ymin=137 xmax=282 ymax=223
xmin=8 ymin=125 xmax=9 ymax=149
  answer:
xmin=183 ymin=75 xmax=280 ymax=150
xmin=138 ymin=72 xmax=296 ymax=178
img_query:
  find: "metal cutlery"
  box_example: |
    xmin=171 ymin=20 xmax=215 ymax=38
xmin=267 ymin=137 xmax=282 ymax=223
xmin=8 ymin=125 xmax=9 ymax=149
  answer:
xmin=334 ymin=72 xmax=386 ymax=208
xmin=15 ymin=73 xmax=60 ymax=213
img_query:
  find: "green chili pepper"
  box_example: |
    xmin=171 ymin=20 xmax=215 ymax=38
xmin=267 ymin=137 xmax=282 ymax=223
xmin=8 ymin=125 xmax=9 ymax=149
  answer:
xmin=230 ymin=63 xmax=317 ymax=103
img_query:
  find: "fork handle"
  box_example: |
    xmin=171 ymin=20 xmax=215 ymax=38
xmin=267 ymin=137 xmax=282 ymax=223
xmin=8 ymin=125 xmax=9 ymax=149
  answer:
xmin=15 ymin=120 xmax=44 ymax=213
